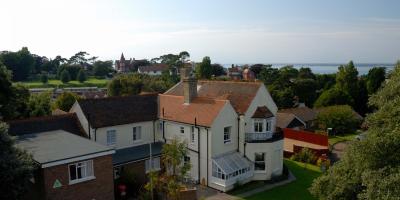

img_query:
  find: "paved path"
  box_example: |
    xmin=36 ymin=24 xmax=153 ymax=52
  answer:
xmin=205 ymin=172 xmax=296 ymax=200
xmin=330 ymin=141 xmax=349 ymax=163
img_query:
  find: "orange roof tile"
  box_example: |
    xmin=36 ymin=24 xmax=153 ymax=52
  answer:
xmin=159 ymin=95 xmax=228 ymax=127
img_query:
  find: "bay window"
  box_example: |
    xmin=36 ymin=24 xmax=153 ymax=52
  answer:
xmin=254 ymin=119 xmax=264 ymax=132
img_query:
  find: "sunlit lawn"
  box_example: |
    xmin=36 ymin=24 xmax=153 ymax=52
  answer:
xmin=328 ymin=132 xmax=359 ymax=145
xmin=242 ymin=160 xmax=321 ymax=200
xmin=16 ymin=78 xmax=109 ymax=88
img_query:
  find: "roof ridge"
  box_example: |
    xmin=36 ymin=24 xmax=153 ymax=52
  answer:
xmin=7 ymin=113 xmax=76 ymax=123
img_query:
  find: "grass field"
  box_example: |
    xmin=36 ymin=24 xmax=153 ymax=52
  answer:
xmin=243 ymin=160 xmax=322 ymax=200
xmin=328 ymin=132 xmax=359 ymax=145
xmin=16 ymin=78 xmax=109 ymax=88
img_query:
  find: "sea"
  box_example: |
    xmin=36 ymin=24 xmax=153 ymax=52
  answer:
xmin=222 ymin=63 xmax=395 ymax=75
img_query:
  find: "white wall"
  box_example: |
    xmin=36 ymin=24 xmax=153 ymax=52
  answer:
xmin=70 ymin=102 xmax=90 ymax=137
xmin=95 ymin=121 xmax=159 ymax=149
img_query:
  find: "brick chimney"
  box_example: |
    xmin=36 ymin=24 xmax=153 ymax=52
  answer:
xmin=181 ymin=66 xmax=197 ymax=104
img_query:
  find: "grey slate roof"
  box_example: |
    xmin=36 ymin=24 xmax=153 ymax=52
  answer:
xmin=16 ymin=130 xmax=114 ymax=165
xmin=112 ymin=142 xmax=163 ymax=166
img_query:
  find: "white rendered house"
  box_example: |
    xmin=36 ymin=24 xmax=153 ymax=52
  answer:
xmin=160 ymin=67 xmax=284 ymax=191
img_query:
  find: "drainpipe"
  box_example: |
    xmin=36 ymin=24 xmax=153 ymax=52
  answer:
xmin=195 ymin=118 xmax=201 ymax=183
xmin=94 ymin=128 xmax=97 ymax=142
xmin=152 ymin=120 xmax=156 ymax=143
xmin=206 ymin=128 xmax=209 ymax=187
xmin=87 ymin=114 xmax=91 ymax=139
xmin=237 ymin=116 xmax=240 ymax=152
xmin=162 ymin=108 xmax=166 ymax=143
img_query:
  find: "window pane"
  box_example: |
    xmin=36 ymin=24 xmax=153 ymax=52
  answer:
xmin=86 ymin=160 xmax=93 ymax=176
xmin=69 ymin=164 xmax=77 ymax=180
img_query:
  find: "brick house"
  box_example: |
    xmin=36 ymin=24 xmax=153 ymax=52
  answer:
xmin=8 ymin=114 xmax=115 ymax=200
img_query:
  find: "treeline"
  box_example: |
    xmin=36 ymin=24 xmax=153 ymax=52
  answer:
xmin=0 ymin=47 xmax=114 ymax=83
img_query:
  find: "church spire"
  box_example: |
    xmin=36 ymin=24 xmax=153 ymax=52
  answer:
xmin=120 ymin=53 xmax=125 ymax=61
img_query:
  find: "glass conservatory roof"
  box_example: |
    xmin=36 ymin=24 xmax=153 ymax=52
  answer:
xmin=212 ymin=152 xmax=252 ymax=174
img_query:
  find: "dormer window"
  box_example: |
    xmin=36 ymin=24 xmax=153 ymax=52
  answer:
xmin=254 ymin=119 xmax=264 ymax=132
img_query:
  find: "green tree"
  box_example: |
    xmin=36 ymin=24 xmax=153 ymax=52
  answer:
xmin=269 ymin=86 xmax=295 ymax=108
xmin=0 ymin=47 xmax=35 ymax=81
xmin=40 ymin=73 xmax=48 ymax=84
xmin=211 ymin=63 xmax=226 ymax=77
xmin=195 ymin=56 xmax=212 ymax=79
xmin=250 ymin=64 xmax=272 ymax=78
xmin=77 ymin=69 xmax=87 ymax=83
xmin=316 ymin=105 xmax=360 ymax=134
xmin=57 ymin=64 xmax=81 ymax=80
xmin=314 ymin=87 xmax=353 ymax=108
xmin=145 ymin=138 xmax=191 ymax=200
xmin=0 ymin=122 xmax=35 ymax=200
xmin=310 ymin=61 xmax=400 ymax=199
xmin=278 ymin=65 xmax=299 ymax=83
xmin=336 ymin=61 xmax=359 ymax=98
xmin=259 ymin=66 xmax=280 ymax=85
xmin=298 ymin=67 xmax=316 ymax=79
xmin=293 ymin=79 xmax=317 ymax=107
xmin=93 ymin=60 xmax=113 ymax=77
xmin=107 ymin=73 xmax=143 ymax=96
xmin=60 ymin=70 xmax=71 ymax=83
xmin=366 ymin=67 xmax=386 ymax=95
xmin=1 ymin=83 xmax=30 ymax=120
xmin=53 ymin=92 xmax=81 ymax=112
xmin=315 ymin=74 xmax=336 ymax=90
xmin=27 ymin=92 xmax=51 ymax=117
xmin=0 ymin=63 xmax=13 ymax=109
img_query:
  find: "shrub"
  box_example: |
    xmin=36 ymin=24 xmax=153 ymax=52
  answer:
xmin=40 ymin=73 xmax=48 ymax=84
xmin=316 ymin=105 xmax=361 ymax=135
xmin=77 ymin=69 xmax=87 ymax=83
xmin=291 ymin=148 xmax=317 ymax=164
xmin=60 ymin=70 xmax=71 ymax=83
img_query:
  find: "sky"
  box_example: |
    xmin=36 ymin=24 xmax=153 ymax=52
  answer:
xmin=1 ymin=0 xmax=400 ymax=63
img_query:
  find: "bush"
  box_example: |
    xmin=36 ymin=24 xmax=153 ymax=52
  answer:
xmin=53 ymin=92 xmax=81 ymax=112
xmin=291 ymin=148 xmax=317 ymax=164
xmin=316 ymin=105 xmax=361 ymax=135
xmin=40 ymin=73 xmax=48 ymax=84
xmin=60 ymin=70 xmax=71 ymax=83
xmin=77 ymin=69 xmax=87 ymax=83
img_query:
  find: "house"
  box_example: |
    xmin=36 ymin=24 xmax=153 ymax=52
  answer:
xmin=160 ymin=67 xmax=284 ymax=192
xmin=70 ymin=94 xmax=162 ymax=185
xmin=276 ymin=112 xmax=306 ymax=130
xmin=138 ymin=63 xmax=169 ymax=75
xmin=242 ymin=68 xmax=256 ymax=81
xmin=278 ymin=106 xmax=317 ymax=129
xmin=7 ymin=114 xmax=115 ymax=200
xmin=227 ymin=66 xmax=242 ymax=80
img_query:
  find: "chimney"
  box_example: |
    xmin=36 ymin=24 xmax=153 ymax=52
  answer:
xmin=181 ymin=66 xmax=197 ymax=104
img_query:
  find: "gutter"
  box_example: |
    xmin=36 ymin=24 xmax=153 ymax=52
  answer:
xmin=237 ymin=116 xmax=240 ymax=152
xmin=152 ymin=120 xmax=156 ymax=143
xmin=195 ymin=118 xmax=201 ymax=183
xmin=206 ymin=128 xmax=209 ymax=187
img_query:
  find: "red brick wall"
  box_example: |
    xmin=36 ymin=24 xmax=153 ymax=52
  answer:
xmin=43 ymin=155 xmax=114 ymax=200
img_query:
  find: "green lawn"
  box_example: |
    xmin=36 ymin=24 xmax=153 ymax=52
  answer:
xmin=243 ymin=160 xmax=322 ymax=200
xmin=328 ymin=132 xmax=359 ymax=145
xmin=16 ymin=78 xmax=109 ymax=88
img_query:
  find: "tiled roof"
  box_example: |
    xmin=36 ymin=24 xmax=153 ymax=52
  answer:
xmin=7 ymin=113 xmax=87 ymax=137
xmin=78 ymin=95 xmax=158 ymax=128
xmin=279 ymin=106 xmax=317 ymax=123
xmin=138 ymin=64 xmax=168 ymax=73
xmin=165 ymin=80 xmax=262 ymax=114
xmin=252 ymin=106 xmax=274 ymax=118
xmin=112 ymin=142 xmax=163 ymax=166
xmin=159 ymin=95 xmax=228 ymax=127
xmin=276 ymin=112 xmax=305 ymax=128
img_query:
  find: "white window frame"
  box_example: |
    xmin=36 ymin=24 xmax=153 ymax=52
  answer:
xmin=254 ymin=119 xmax=264 ymax=133
xmin=266 ymin=120 xmax=272 ymax=132
xmin=223 ymin=126 xmax=231 ymax=144
xmin=180 ymin=127 xmax=185 ymax=134
xmin=106 ymin=130 xmax=116 ymax=146
xmin=190 ymin=127 xmax=195 ymax=144
xmin=133 ymin=126 xmax=142 ymax=142
xmin=145 ymin=157 xmax=161 ymax=173
xmin=68 ymin=160 xmax=95 ymax=184
xmin=254 ymin=152 xmax=266 ymax=171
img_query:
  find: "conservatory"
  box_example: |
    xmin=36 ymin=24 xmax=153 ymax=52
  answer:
xmin=211 ymin=152 xmax=253 ymax=187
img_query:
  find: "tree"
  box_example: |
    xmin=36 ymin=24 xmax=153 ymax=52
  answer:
xmin=27 ymin=92 xmax=51 ymax=117
xmin=0 ymin=122 xmax=35 ymax=200
xmin=278 ymin=65 xmax=299 ymax=83
xmin=366 ymin=67 xmax=386 ymax=95
xmin=93 ymin=60 xmax=113 ymax=77
xmin=195 ymin=56 xmax=212 ymax=79
xmin=316 ymin=105 xmax=360 ymax=134
xmin=60 ymin=70 xmax=71 ymax=83
xmin=40 ymin=73 xmax=48 ymax=84
xmin=250 ymin=64 xmax=272 ymax=78
xmin=145 ymin=138 xmax=191 ymax=200
xmin=53 ymin=92 xmax=81 ymax=112
xmin=310 ymin=61 xmax=400 ymax=199
xmin=0 ymin=47 xmax=35 ymax=81
xmin=1 ymin=83 xmax=30 ymax=120
xmin=211 ymin=64 xmax=226 ymax=77
xmin=107 ymin=73 xmax=143 ymax=96
xmin=259 ymin=66 xmax=280 ymax=85
xmin=315 ymin=74 xmax=336 ymax=90
xmin=77 ymin=69 xmax=87 ymax=83
xmin=269 ymin=86 xmax=295 ymax=108
xmin=293 ymin=79 xmax=317 ymax=107
xmin=336 ymin=61 xmax=359 ymax=98
xmin=298 ymin=67 xmax=316 ymax=79
xmin=314 ymin=87 xmax=353 ymax=108
xmin=0 ymin=63 xmax=13 ymax=109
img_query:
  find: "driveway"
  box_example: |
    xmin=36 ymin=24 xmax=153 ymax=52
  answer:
xmin=330 ymin=141 xmax=349 ymax=162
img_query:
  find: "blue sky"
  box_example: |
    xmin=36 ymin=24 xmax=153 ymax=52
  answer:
xmin=1 ymin=0 xmax=400 ymax=63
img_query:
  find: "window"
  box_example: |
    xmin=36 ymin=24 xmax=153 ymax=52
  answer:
xmin=69 ymin=160 xmax=94 ymax=184
xmin=212 ymin=162 xmax=226 ymax=180
xmin=184 ymin=156 xmax=190 ymax=166
xmin=145 ymin=157 xmax=161 ymax=173
xmin=254 ymin=119 xmax=264 ymax=132
xmin=254 ymin=153 xmax=266 ymax=171
xmin=224 ymin=127 xmax=231 ymax=144
xmin=266 ymin=120 xmax=271 ymax=131
xmin=159 ymin=122 xmax=163 ymax=132
xmin=133 ymin=126 xmax=142 ymax=141
xmin=180 ymin=127 xmax=185 ymax=134
xmin=190 ymin=127 xmax=195 ymax=143
xmin=106 ymin=130 xmax=116 ymax=146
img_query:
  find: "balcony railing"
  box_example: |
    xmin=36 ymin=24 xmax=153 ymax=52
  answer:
xmin=245 ymin=131 xmax=284 ymax=143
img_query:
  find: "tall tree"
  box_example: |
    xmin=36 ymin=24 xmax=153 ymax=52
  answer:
xmin=0 ymin=122 xmax=35 ymax=200
xmin=336 ymin=61 xmax=359 ymax=98
xmin=298 ymin=67 xmax=316 ymax=79
xmin=211 ymin=63 xmax=226 ymax=77
xmin=293 ymin=79 xmax=317 ymax=107
xmin=60 ymin=70 xmax=71 ymax=83
xmin=107 ymin=74 xmax=143 ymax=96
xmin=27 ymin=92 xmax=51 ymax=117
xmin=310 ymin=61 xmax=400 ymax=199
xmin=250 ymin=64 xmax=272 ymax=78
xmin=0 ymin=47 xmax=35 ymax=81
xmin=259 ymin=66 xmax=280 ymax=85
xmin=196 ymin=56 xmax=212 ymax=79
xmin=93 ymin=60 xmax=113 ymax=77
xmin=366 ymin=67 xmax=386 ymax=95
xmin=77 ymin=69 xmax=87 ymax=83
xmin=314 ymin=87 xmax=353 ymax=108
